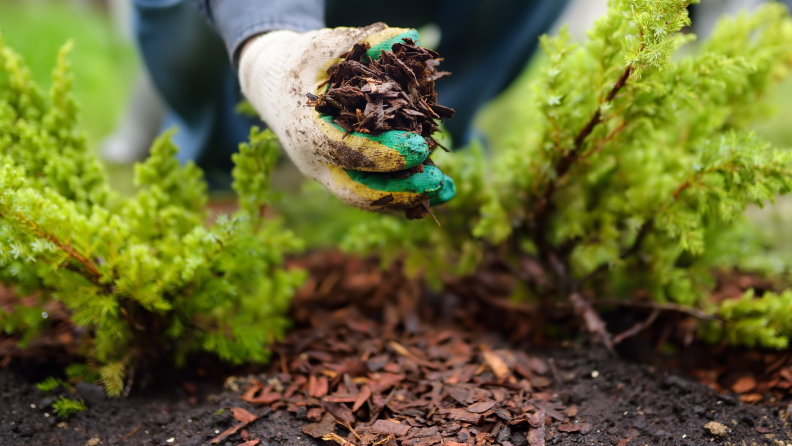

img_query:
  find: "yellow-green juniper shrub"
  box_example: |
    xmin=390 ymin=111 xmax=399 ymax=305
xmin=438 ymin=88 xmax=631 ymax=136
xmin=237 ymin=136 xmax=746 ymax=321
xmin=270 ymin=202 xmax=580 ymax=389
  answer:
xmin=0 ymin=37 xmax=305 ymax=395
xmin=344 ymin=1 xmax=792 ymax=348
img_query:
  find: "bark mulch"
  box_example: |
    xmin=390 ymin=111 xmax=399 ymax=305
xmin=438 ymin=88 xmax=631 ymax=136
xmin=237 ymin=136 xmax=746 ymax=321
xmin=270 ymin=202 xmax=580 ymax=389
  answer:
xmin=0 ymin=252 xmax=791 ymax=445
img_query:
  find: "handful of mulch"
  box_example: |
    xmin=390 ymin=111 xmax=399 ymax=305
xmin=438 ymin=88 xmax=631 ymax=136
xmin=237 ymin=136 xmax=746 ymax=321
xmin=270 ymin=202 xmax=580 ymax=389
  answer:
xmin=307 ymin=38 xmax=455 ymax=220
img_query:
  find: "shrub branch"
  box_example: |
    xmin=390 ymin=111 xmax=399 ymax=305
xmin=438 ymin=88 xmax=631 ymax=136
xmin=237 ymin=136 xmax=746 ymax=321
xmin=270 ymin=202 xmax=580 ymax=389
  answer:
xmin=527 ymin=65 xmax=635 ymax=350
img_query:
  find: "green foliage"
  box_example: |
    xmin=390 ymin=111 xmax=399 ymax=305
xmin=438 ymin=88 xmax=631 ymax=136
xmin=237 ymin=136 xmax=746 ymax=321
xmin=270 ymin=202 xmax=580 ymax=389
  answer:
xmin=345 ymin=1 xmax=792 ymax=348
xmin=232 ymin=127 xmax=280 ymax=222
xmin=704 ymin=289 xmax=792 ymax=348
xmin=0 ymin=38 xmax=304 ymax=395
xmin=36 ymin=377 xmax=65 ymax=393
xmin=0 ymin=1 xmax=138 ymax=147
xmin=65 ymin=363 xmax=100 ymax=384
xmin=52 ymin=396 xmax=86 ymax=418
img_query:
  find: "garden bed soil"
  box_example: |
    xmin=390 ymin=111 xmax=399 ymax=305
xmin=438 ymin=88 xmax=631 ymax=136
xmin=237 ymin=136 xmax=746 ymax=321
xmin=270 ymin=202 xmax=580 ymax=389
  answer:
xmin=0 ymin=343 xmax=787 ymax=445
xmin=1 ymin=251 xmax=790 ymax=445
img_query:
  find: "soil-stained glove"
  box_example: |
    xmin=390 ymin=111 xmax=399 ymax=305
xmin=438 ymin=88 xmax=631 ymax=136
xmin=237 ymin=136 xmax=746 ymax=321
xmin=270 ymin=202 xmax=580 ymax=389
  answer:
xmin=239 ymin=23 xmax=455 ymax=212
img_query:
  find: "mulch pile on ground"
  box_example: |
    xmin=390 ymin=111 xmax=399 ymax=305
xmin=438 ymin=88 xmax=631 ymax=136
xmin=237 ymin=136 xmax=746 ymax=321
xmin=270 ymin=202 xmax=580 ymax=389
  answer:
xmin=210 ymin=252 xmax=789 ymax=446
xmin=0 ymin=251 xmax=791 ymax=445
xmin=236 ymin=311 xmax=566 ymax=446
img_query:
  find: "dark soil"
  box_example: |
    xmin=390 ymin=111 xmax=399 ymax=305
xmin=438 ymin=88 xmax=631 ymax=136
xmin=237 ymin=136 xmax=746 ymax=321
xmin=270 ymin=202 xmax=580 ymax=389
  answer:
xmin=1 ymin=252 xmax=790 ymax=446
xmin=0 ymin=343 xmax=787 ymax=446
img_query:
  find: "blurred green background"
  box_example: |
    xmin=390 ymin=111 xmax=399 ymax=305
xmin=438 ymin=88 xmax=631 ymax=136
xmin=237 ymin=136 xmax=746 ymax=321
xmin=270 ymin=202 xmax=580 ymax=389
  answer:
xmin=1 ymin=0 xmax=790 ymax=250
xmin=0 ymin=0 xmax=138 ymax=148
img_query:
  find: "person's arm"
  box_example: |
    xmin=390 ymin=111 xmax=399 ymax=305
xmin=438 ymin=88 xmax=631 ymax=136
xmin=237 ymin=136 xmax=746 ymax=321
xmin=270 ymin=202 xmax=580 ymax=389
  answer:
xmin=193 ymin=0 xmax=325 ymax=65
xmin=191 ymin=1 xmax=455 ymax=211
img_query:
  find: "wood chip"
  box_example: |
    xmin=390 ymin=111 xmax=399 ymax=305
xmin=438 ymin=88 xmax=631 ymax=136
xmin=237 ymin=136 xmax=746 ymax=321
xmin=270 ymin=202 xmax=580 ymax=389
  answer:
xmin=369 ymin=373 xmax=405 ymax=393
xmin=302 ymin=412 xmax=337 ymax=438
xmin=210 ymin=408 xmax=257 ymax=444
xmin=480 ymin=345 xmax=510 ymax=379
xmin=323 ymin=400 xmax=356 ymax=424
xmin=240 ymin=380 xmax=263 ymax=402
xmin=232 ymin=408 xmax=257 ymax=424
xmin=323 ymin=432 xmax=356 ymax=446
xmin=527 ymin=425 xmax=545 ymax=446
xmin=309 ymin=375 xmax=329 ymax=398
xmin=307 ymin=407 xmax=324 ymax=422
xmin=731 ymin=376 xmax=757 ymax=394
xmin=370 ymin=420 xmax=411 ymax=437
xmin=526 ymin=410 xmax=546 ymax=428
xmin=352 ymin=384 xmax=372 ymax=412
xmin=534 ymin=402 xmax=565 ymax=422
xmin=440 ymin=408 xmax=483 ymax=423
xmin=557 ymin=424 xmax=582 ymax=433
xmin=467 ymin=400 xmax=496 ymax=413
xmin=402 ymin=434 xmax=442 ymax=446
xmin=739 ymin=393 xmax=763 ymax=403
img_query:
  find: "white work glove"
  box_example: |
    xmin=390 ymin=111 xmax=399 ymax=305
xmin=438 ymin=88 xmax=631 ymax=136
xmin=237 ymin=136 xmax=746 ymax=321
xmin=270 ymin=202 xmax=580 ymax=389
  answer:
xmin=239 ymin=23 xmax=455 ymax=212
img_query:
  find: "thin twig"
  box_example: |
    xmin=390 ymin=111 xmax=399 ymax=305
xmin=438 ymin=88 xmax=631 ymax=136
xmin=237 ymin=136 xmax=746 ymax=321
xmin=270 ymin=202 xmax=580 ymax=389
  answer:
xmin=570 ymin=291 xmax=614 ymax=351
xmin=612 ymin=308 xmax=660 ymax=344
xmin=593 ymin=299 xmax=718 ymax=320
xmin=582 ymin=120 xmax=628 ymax=161
xmin=269 ymin=333 xmax=289 ymax=375
xmin=123 ymin=367 xmax=135 ymax=397
xmin=18 ymin=212 xmax=101 ymax=278
xmin=544 ymin=248 xmax=614 ymax=351
xmin=548 ymin=358 xmax=562 ymax=385
xmin=672 ymin=180 xmax=691 ymax=199
xmin=423 ymin=202 xmax=441 ymax=227
xmin=528 ymin=65 xmax=635 ymax=268
xmin=532 ymin=65 xmax=634 ymax=232
xmin=523 ymin=59 xmax=636 ymax=351
xmin=119 ymin=424 xmax=141 ymax=443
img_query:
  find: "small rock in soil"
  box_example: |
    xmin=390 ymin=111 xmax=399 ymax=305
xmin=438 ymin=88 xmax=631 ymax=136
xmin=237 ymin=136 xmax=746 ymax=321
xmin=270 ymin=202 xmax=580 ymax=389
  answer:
xmin=75 ymin=382 xmax=105 ymax=407
xmin=703 ymin=421 xmax=728 ymax=437
xmin=664 ymin=374 xmax=692 ymax=392
xmin=154 ymin=412 xmax=174 ymax=425
xmin=40 ymin=395 xmax=56 ymax=409
xmin=497 ymin=425 xmax=511 ymax=443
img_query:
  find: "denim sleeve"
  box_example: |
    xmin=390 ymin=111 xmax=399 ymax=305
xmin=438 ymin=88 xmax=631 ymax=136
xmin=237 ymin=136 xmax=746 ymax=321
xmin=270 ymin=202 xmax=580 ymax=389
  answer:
xmin=194 ymin=0 xmax=325 ymax=64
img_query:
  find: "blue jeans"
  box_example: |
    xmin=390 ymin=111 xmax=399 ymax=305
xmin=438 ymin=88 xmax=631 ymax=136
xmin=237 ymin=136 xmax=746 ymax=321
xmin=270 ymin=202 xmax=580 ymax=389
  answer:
xmin=132 ymin=0 xmax=569 ymax=182
xmin=133 ymin=0 xmax=261 ymax=185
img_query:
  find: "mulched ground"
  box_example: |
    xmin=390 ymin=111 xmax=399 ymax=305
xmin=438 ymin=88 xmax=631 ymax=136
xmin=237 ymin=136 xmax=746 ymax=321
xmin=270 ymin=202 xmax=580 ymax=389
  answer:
xmin=1 ymin=251 xmax=791 ymax=446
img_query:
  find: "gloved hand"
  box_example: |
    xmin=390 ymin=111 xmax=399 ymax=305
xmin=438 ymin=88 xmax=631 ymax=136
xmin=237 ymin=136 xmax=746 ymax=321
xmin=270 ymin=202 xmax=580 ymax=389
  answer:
xmin=239 ymin=23 xmax=455 ymax=212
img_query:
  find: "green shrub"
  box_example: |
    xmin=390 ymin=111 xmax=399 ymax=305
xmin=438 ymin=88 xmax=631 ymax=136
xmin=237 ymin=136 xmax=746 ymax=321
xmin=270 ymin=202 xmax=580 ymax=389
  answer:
xmin=36 ymin=376 xmax=67 ymax=394
xmin=0 ymin=37 xmax=304 ymax=395
xmin=345 ymin=1 xmax=792 ymax=348
xmin=52 ymin=396 xmax=86 ymax=418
